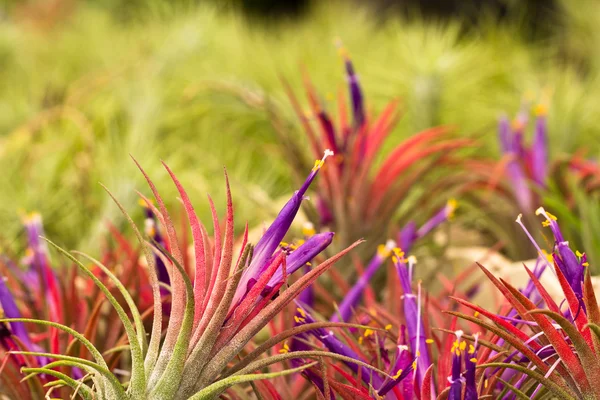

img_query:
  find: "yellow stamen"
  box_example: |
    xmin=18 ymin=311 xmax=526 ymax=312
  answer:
xmin=302 ymin=222 xmax=316 ymax=237
xmin=426 ymin=339 xmax=434 ymax=344
xmin=446 ymin=199 xmax=458 ymax=219
xmin=385 ymin=324 xmax=392 ymax=330
xmin=533 ymin=103 xmax=547 ymax=117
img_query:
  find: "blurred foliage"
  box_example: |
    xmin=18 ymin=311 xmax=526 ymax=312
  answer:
xmin=0 ymin=0 xmax=599 ymax=257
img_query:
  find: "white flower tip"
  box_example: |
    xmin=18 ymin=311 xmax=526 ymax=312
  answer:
xmin=385 ymin=239 xmax=397 ymax=250
xmin=535 ymin=207 xmax=546 ymax=216
xmin=454 ymin=329 xmax=464 ymax=339
xmin=408 ymin=255 xmax=417 ymax=264
xmin=516 ymin=213 xmax=523 ymax=223
xmin=324 ymin=149 xmax=334 ymax=159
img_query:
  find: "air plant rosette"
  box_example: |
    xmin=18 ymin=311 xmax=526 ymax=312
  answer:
xmin=273 ymin=45 xmax=472 ymax=262
xmin=447 ymin=207 xmax=600 ymax=399
xmin=0 ymin=153 xmax=369 ymax=399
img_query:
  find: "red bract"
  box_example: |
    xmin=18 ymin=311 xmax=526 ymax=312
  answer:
xmin=279 ymin=47 xmax=471 ymax=259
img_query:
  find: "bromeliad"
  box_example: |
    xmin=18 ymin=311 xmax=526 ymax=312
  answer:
xmin=1 ymin=153 xmax=362 ymax=399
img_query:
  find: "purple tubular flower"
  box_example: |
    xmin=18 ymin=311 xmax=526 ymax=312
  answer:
xmin=22 ymin=213 xmax=62 ymax=323
xmin=233 ymin=150 xmax=334 ymax=306
xmin=0 ymin=277 xmax=35 ymax=351
xmin=331 ymin=240 xmax=396 ymax=323
xmin=536 ymin=208 xmax=584 ymax=297
xmin=377 ymin=344 xmax=415 ymax=397
xmin=295 ymin=304 xmax=386 ymax=390
xmin=497 ymin=118 xmax=532 ymax=211
xmin=531 ymin=111 xmax=548 ymax=187
xmin=506 ymin=154 xmax=532 ymax=211
xmin=398 ymin=222 xmax=417 ymax=252
xmin=143 ymin=205 xmax=170 ymax=287
xmin=393 ymin=253 xmax=432 ymax=391
xmin=417 ymin=200 xmax=457 ymax=240
xmin=498 ymin=115 xmax=512 ymax=153
xmin=266 ymin=232 xmax=334 ymax=289
xmin=464 ymin=334 xmax=479 ymax=400
xmin=398 ymin=200 xmax=456 ymax=254
xmin=343 ymin=55 xmax=365 ymax=129
xmin=448 ymin=331 xmax=465 ymax=400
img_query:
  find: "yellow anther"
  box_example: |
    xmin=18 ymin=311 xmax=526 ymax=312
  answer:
xmin=426 ymin=339 xmax=434 ymax=344
xmin=393 ymin=369 xmax=403 ymax=379
xmin=468 ymin=344 xmax=475 ymax=354
xmin=294 ymin=315 xmax=306 ymax=324
xmin=312 ymin=149 xmax=334 ymax=172
xmin=576 ymin=250 xmax=584 ymax=258
xmin=541 ymin=250 xmax=553 ymax=263
xmin=385 ymin=324 xmax=392 ymax=330
xmin=459 ymin=342 xmax=466 ymax=351
xmin=297 ymin=307 xmax=306 ymax=318
xmin=583 ymin=262 xmax=590 ymax=267
xmin=279 ymin=343 xmax=290 ymax=354
xmin=358 ymin=337 xmax=363 ymax=345
xmin=302 ymin=222 xmax=316 ymax=237
xmin=412 ymin=360 xmax=417 ymax=370
xmin=364 ymin=328 xmax=374 ymax=338
xmin=280 ymin=241 xmax=289 ymax=248
xmin=474 ymin=311 xmax=480 ymax=318
xmin=484 ymin=379 xmax=489 ymax=389
xmin=416 ymin=351 xmax=421 ymax=357
xmin=446 ymin=199 xmax=458 ymax=219
xmin=533 ymin=103 xmax=547 ymax=117
xmin=470 ymin=357 xmax=478 ymax=363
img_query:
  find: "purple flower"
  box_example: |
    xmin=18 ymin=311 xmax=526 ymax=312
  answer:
xmin=464 ymin=333 xmax=480 ymax=400
xmin=338 ymin=45 xmax=365 ymax=130
xmin=266 ymin=232 xmax=334 ymax=291
xmin=398 ymin=199 xmax=457 ymax=253
xmin=232 ymin=150 xmax=334 ymax=306
xmin=0 ymin=276 xmax=35 ymax=351
xmin=393 ymin=253 xmax=432 ymax=392
xmin=294 ymin=304 xmax=386 ymax=390
xmin=143 ymin=203 xmax=170 ymax=287
xmin=22 ymin=213 xmax=61 ymax=323
xmin=448 ymin=331 xmax=465 ymax=400
xmin=536 ymin=207 xmax=584 ymax=298
xmin=531 ymin=107 xmax=548 ymax=187
xmin=331 ymin=240 xmax=395 ymax=323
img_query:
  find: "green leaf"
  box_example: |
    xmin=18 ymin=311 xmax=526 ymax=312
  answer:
xmin=20 ymin=367 xmax=94 ymax=400
xmin=43 ymin=237 xmax=146 ymax=398
xmin=189 ymin=362 xmax=318 ymax=400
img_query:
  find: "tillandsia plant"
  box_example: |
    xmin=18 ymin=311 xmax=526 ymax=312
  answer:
xmin=0 ymin=152 xmax=370 ymax=399
xmin=462 ymin=100 xmax=600 ymax=264
xmin=447 ymin=207 xmax=600 ymax=399
xmin=0 ymin=211 xmax=165 ymax=399
xmin=281 ymin=244 xmax=486 ymax=400
xmin=276 ymin=46 xmax=472 ymax=260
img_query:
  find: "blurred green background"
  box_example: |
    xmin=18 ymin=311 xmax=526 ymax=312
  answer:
xmin=1 ymin=0 xmax=600 ymax=254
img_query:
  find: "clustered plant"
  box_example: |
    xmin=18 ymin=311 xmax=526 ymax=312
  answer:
xmin=1 ymin=49 xmax=600 ymax=400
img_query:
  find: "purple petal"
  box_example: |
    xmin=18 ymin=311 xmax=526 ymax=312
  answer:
xmin=332 ymin=240 xmax=395 ymax=322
